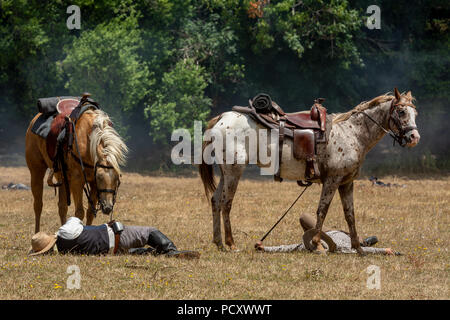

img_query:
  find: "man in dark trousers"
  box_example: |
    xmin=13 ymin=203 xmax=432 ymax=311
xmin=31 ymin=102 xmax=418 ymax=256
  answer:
xmin=29 ymin=217 xmax=200 ymax=259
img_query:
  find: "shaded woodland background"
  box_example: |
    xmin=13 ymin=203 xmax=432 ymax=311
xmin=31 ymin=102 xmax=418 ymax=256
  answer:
xmin=0 ymin=0 xmax=448 ymax=175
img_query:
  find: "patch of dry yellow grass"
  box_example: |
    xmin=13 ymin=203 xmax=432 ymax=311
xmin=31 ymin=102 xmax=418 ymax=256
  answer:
xmin=0 ymin=167 xmax=448 ymax=299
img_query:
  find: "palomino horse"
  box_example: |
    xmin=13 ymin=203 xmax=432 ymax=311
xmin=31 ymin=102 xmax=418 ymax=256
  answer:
xmin=200 ymin=88 xmax=420 ymax=254
xmin=25 ymin=109 xmax=128 ymax=233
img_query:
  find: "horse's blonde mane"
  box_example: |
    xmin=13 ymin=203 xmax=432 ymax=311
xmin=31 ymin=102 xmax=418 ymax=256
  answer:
xmin=333 ymin=94 xmax=395 ymax=124
xmin=86 ymin=109 xmax=128 ymax=174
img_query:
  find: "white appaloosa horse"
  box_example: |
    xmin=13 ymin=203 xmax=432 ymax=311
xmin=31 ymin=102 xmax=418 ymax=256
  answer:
xmin=199 ymin=88 xmax=420 ymax=254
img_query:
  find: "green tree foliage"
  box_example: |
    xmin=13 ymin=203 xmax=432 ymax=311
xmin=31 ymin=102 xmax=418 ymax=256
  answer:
xmin=176 ymin=13 xmax=245 ymax=105
xmin=250 ymin=0 xmax=362 ymax=65
xmin=60 ymin=3 xmax=152 ymax=137
xmin=145 ymin=58 xmax=211 ymax=144
xmin=0 ymin=0 xmax=448 ymax=172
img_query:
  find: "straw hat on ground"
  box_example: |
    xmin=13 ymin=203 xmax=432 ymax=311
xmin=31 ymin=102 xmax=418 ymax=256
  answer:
xmin=28 ymin=232 xmax=57 ymax=256
xmin=303 ymin=229 xmax=337 ymax=253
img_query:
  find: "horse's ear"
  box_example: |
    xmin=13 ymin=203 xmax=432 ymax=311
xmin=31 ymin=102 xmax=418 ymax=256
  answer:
xmin=406 ymin=91 xmax=412 ymax=99
xmin=394 ymin=87 xmax=401 ymax=100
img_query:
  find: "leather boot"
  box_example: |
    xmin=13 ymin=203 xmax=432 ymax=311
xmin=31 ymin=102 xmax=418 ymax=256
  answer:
xmin=147 ymin=230 xmax=200 ymax=260
xmin=361 ymin=236 xmax=378 ymax=247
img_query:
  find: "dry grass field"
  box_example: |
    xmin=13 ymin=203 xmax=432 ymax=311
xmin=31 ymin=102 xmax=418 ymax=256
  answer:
xmin=0 ymin=166 xmax=448 ymax=300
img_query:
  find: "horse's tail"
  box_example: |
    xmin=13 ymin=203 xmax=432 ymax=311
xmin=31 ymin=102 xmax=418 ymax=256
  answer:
xmin=199 ymin=115 xmax=222 ymax=200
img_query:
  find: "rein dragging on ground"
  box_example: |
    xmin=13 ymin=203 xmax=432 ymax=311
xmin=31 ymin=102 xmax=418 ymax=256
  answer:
xmin=259 ymin=185 xmax=310 ymax=242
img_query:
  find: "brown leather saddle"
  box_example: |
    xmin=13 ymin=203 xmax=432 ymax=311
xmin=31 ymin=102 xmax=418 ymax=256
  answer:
xmin=232 ymin=94 xmax=328 ymax=183
xmin=46 ymin=98 xmax=80 ymax=161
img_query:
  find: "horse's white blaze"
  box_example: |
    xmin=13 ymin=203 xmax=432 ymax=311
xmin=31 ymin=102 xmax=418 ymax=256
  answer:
xmin=404 ymin=106 xmax=420 ymax=147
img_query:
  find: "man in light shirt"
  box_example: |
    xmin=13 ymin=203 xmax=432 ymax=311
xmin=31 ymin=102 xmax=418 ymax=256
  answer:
xmin=29 ymin=217 xmax=200 ymax=259
xmin=254 ymin=213 xmax=400 ymax=255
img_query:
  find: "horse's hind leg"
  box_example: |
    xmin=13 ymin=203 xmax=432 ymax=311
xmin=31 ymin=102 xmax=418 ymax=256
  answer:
xmin=338 ymin=181 xmax=365 ymax=255
xmin=26 ymin=130 xmax=48 ymax=233
xmin=211 ymin=175 xmax=224 ymax=249
xmin=220 ymin=164 xmax=244 ymax=251
xmin=29 ymin=166 xmax=46 ymax=233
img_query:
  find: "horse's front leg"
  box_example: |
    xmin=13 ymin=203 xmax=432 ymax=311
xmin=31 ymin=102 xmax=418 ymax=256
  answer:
xmin=312 ymin=177 xmax=341 ymax=251
xmin=338 ymin=181 xmax=365 ymax=255
xmin=70 ymin=174 xmax=85 ymax=222
xmin=85 ymin=182 xmax=97 ymax=225
xmin=57 ymin=183 xmax=69 ymax=226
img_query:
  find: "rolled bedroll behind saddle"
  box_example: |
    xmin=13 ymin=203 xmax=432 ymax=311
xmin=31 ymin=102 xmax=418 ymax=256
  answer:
xmin=37 ymin=96 xmax=80 ymax=116
xmin=251 ymin=93 xmax=286 ymax=115
xmin=37 ymin=95 xmax=100 ymax=116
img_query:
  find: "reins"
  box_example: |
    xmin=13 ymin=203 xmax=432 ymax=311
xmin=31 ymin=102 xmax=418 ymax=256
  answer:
xmin=260 ymin=185 xmax=310 ymax=242
xmin=359 ymin=99 xmax=417 ymax=147
xmin=359 ymin=110 xmax=405 ymax=146
xmin=68 ymin=117 xmax=120 ymax=219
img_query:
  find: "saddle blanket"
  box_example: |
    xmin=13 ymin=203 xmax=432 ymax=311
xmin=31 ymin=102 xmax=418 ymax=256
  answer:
xmin=31 ymin=113 xmax=57 ymax=139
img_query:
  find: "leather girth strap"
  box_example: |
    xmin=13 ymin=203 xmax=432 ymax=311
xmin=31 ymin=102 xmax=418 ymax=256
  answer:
xmin=275 ymin=121 xmax=285 ymax=182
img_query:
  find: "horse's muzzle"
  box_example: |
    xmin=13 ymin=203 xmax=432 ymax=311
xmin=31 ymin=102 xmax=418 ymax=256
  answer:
xmin=405 ymin=129 xmax=420 ymax=147
xmin=100 ymin=201 xmax=113 ymax=215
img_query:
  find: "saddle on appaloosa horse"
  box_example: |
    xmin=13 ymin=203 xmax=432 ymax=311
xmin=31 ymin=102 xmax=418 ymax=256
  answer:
xmin=232 ymin=93 xmax=328 ymax=185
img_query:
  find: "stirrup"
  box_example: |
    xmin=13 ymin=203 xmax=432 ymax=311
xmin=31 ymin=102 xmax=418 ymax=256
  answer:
xmin=47 ymin=170 xmax=63 ymax=187
xmin=305 ymin=159 xmax=320 ymax=180
xmin=297 ymin=180 xmax=312 ymax=187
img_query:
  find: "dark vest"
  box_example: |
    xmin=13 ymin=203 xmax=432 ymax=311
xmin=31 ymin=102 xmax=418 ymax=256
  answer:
xmin=56 ymin=225 xmax=110 ymax=255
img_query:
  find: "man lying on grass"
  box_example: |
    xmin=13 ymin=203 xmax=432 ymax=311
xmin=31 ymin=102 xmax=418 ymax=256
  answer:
xmin=28 ymin=217 xmax=200 ymax=259
xmin=255 ymin=213 xmax=401 ymax=255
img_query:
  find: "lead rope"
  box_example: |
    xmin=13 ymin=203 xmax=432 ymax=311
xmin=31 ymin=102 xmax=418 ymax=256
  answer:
xmin=260 ymin=185 xmax=309 ymax=242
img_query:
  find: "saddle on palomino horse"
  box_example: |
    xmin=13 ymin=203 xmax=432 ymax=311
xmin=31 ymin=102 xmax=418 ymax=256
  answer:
xmin=232 ymin=93 xmax=328 ymax=184
xmin=42 ymin=93 xmax=100 ymax=193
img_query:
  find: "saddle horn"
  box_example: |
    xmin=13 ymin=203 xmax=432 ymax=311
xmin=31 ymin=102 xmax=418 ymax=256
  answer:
xmin=80 ymin=92 xmax=91 ymax=104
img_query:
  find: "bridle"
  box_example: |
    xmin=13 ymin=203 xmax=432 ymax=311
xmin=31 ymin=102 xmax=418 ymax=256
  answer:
xmin=70 ymin=118 xmax=121 ymax=218
xmin=388 ymin=99 xmax=418 ymax=146
xmin=70 ymin=151 xmax=121 ymax=218
xmin=360 ymin=98 xmax=417 ymax=147
xmin=94 ymin=162 xmax=121 ymax=210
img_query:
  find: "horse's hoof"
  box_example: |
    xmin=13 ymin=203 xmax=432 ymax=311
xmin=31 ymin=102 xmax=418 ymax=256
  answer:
xmin=229 ymin=245 xmax=240 ymax=252
xmin=215 ymin=243 xmax=226 ymax=251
